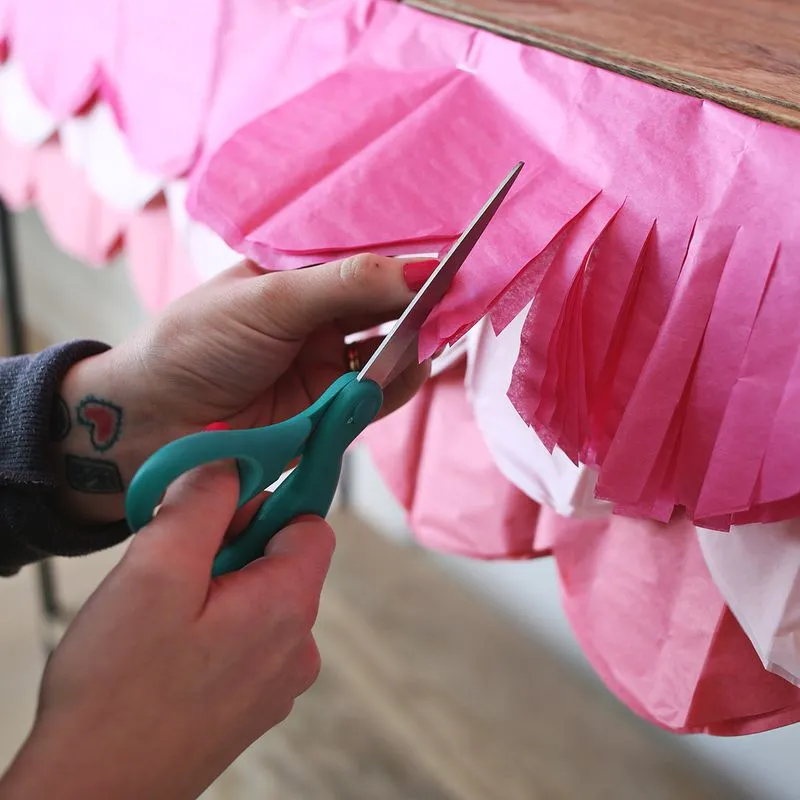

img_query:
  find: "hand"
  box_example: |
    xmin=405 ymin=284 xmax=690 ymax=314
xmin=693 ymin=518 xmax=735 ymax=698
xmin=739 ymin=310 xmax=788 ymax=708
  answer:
xmin=0 ymin=462 xmax=332 ymax=800
xmin=53 ymin=254 xmax=437 ymax=523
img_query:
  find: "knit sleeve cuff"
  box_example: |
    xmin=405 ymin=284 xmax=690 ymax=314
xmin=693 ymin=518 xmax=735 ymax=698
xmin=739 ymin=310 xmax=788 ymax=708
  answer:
xmin=0 ymin=341 xmax=132 ymax=575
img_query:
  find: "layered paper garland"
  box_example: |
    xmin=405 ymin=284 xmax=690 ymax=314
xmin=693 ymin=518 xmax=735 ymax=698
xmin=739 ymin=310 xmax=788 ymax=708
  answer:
xmin=1 ymin=0 xmax=800 ymax=733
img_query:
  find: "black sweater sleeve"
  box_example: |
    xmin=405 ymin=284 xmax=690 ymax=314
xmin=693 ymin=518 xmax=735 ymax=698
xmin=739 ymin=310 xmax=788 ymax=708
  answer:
xmin=0 ymin=341 xmax=132 ymax=576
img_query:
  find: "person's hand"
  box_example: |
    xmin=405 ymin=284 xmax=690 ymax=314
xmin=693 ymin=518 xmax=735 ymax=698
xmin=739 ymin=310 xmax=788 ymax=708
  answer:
xmin=54 ymin=255 xmax=437 ymax=523
xmin=0 ymin=462 xmax=333 ymax=800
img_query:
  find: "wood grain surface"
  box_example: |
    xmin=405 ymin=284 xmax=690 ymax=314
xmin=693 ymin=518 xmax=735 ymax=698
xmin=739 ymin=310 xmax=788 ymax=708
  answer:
xmin=207 ymin=511 xmax=744 ymax=799
xmin=403 ymin=0 xmax=800 ymax=128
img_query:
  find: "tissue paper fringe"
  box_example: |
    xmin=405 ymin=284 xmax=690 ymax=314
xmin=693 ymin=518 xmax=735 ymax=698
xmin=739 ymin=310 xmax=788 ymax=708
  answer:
xmin=0 ymin=0 xmax=800 ymax=527
xmin=507 ymin=205 xmax=800 ymax=529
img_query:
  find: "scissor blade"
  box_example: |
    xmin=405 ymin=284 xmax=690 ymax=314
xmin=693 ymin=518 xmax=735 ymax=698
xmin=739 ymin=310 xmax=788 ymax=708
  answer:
xmin=358 ymin=161 xmax=524 ymax=388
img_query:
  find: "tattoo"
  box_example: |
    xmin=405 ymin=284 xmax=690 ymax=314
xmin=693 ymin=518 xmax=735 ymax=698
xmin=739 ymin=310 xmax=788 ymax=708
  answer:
xmin=50 ymin=395 xmax=71 ymax=441
xmin=76 ymin=396 xmax=123 ymax=452
xmin=65 ymin=455 xmax=124 ymax=494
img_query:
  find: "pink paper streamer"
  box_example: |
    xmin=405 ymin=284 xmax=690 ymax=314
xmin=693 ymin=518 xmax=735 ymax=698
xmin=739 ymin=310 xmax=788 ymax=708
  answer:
xmin=184 ymin=0 xmax=800 ymax=521
xmin=2 ymin=0 xmax=800 ymax=527
xmin=190 ymin=6 xmax=478 ymax=257
xmin=125 ymin=198 xmax=174 ymax=312
xmin=548 ymin=508 xmax=800 ymax=734
xmin=695 ymin=243 xmax=800 ymax=519
xmin=507 ymin=193 xmax=621 ymax=456
xmin=674 ymin=229 xmax=775 ymax=517
xmin=363 ymin=364 xmax=545 ymax=559
xmin=365 ymin=366 xmax=800 ymax=733
xmin=11 ymin=0 xmax=113 ymax=118
xmin=595 ymin=220 xmax=739 ymax=507
xmin=32 ymin=137 xmax=127 ymax=267
xmin=106 ymin=0 xmax=224 ymax=176
xmin=427 ymin=163 xmax=599 ymax=358
xmin=125 ymin=196 xmax=203 ymax=313
xmin=188 ymin=0 xmax=376 ymax=184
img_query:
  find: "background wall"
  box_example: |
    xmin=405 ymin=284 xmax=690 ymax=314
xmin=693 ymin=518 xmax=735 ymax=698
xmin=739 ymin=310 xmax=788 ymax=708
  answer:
xmin=14 ymin=207 xmax=800 ymax=800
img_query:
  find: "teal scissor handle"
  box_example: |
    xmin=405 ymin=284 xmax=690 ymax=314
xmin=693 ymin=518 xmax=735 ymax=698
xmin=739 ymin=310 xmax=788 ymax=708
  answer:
xmin=125 ymin=372 xmax=384 ymax=576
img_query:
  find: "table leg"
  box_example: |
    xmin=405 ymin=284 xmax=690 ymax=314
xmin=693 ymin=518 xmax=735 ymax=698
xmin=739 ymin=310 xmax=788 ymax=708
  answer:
xmin=0 ymin=200 xmax=67 ymax=655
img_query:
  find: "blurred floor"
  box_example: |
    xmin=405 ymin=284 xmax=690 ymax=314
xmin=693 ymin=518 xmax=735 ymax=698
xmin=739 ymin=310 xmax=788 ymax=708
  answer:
xmin=1 ymin=512 xmax=739 ymax=800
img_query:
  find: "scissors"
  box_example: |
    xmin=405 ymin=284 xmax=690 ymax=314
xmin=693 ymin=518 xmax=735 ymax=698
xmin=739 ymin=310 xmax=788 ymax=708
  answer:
xmin=125 ymin=161 xmax=524 ymax=576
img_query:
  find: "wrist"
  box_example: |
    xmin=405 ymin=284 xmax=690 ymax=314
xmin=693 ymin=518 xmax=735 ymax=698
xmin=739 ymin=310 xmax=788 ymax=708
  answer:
xmin=53 ymin=351 xmax=179 ymax=526
xmin=0 ymin=714 xmax=178 ymax=800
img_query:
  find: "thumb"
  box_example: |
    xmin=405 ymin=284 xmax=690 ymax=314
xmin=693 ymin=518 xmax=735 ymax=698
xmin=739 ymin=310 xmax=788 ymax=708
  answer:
xmin=251 ymin=254 xmax=437 ymax=339
xmin=131 ymin=460 xmax=240 ymax=572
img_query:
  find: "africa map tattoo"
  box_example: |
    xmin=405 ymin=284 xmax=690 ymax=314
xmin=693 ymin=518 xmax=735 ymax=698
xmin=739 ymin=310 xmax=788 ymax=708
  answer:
xmin=64 ymin=394 xmax=125 ymax=493
xmin=65 ymin=455 xmax=124 ymax=494
xmin=76 ymin=395 xmax=123 ymax=452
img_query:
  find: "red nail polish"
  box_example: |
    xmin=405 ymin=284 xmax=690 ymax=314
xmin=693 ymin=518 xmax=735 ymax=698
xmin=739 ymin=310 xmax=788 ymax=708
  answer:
xmin=204 ymin=422 xmax=231 ymax=432
xmin=403 ymin=259 xmax=439 ymax=292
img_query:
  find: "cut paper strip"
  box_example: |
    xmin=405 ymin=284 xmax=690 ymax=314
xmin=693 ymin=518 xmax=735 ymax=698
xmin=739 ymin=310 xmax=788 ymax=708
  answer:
xmin=32 ymin=138 xmax=127 ymax=267
xmin=595 ymin=219 xmax=739 ymax=507
xmin=580 ymin=207 xmax=653 ymax=437
xmin=695 ymin=243 xmax=800 ymax=519
xmin=0 ymin=59 xmax=56 ymax=146
xmin=106 ymin=0 xmax=224 ymax=176
xmin=11 ymin=0 xmax=113 ymax=118
xmin=757 ymin=347 xmax=800 ymax=505
xmin=466 ymin=310 xmax=610 ymax=521
xmin=363 ymin=365 xmax=546 ymax=560
xmin=60 ymin=103 xmax=163 ymax=211
xmin=673 ymin=229 xmax=775 ymax=517
xmin=698 ymin=520 xmax=800 ymax=688
xmin=421 ymin=163 xmax=599 ymax=360
xmin=507 ymin=193 xmax=622 ymax=458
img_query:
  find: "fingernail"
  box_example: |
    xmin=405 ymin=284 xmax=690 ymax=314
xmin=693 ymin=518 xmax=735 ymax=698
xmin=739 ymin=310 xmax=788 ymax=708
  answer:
xmin=403 ymin=259 xmax=439 ymax=292
xmin=204 ymin=422 xmax=231 ymax=432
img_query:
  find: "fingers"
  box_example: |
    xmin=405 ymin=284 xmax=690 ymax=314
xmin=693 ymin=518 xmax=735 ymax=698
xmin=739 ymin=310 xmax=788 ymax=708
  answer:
xmin=214 ymin=515 xmax=335 ymax=623
xmin=249 ymin=254 xmax=438 ymax=340
xmin=226 ymin=490 xmax=270 ymax=541
xmin=129 ymin=460 xmax=240 ymax=575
